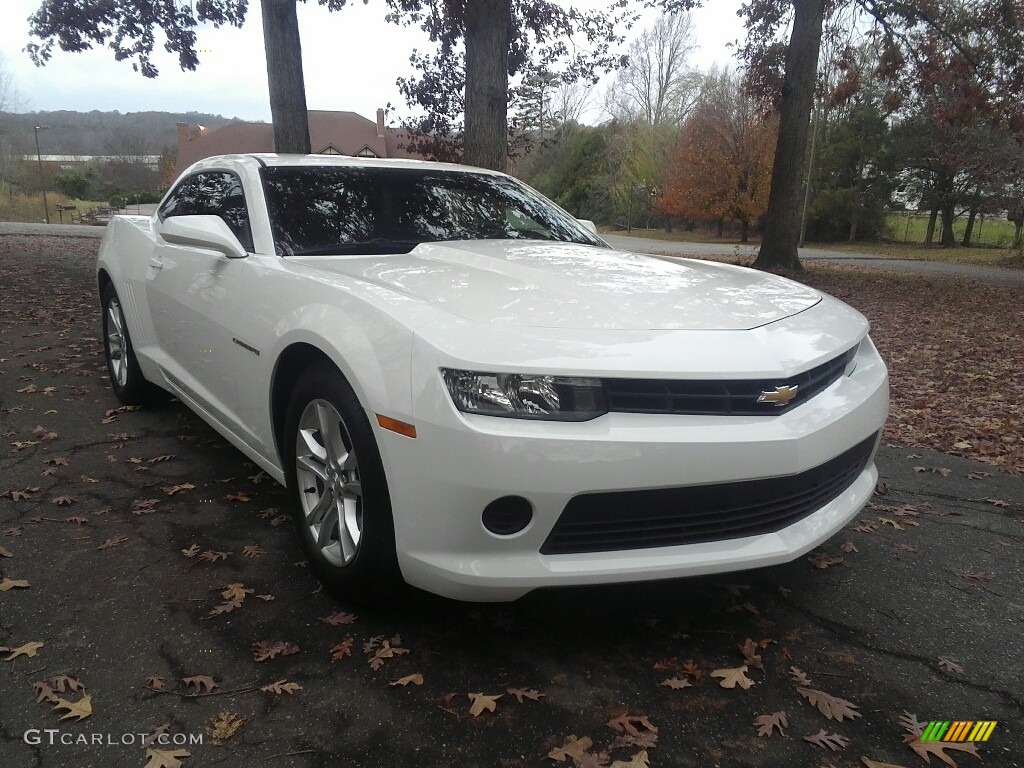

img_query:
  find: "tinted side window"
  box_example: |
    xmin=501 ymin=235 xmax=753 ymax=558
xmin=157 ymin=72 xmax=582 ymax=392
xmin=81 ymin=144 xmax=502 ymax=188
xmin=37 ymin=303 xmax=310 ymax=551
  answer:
xmin=158 ymin=177 xmax=200 ymax=219
xmin=193 ymin=172 xmax=254 ymax=252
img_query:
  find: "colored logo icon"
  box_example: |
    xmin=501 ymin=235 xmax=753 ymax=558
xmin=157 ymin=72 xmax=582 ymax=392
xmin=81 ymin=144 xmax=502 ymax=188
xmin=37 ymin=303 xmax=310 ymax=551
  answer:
xmin=921 ymin=721 xmax=997 ymax=742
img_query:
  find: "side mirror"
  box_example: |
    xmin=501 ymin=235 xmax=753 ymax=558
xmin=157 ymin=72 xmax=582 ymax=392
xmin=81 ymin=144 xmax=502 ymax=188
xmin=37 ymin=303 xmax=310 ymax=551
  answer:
xmin=576 ymin=219 xmax=598 ymax=235
xmin=160 ymin=215 xmax=247 ymax=259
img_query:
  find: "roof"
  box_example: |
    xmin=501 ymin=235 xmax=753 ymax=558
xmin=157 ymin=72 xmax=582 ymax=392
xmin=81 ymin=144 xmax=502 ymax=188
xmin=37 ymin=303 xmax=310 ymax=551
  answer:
xmin=188 ymin=153 xmax=500 ymax=177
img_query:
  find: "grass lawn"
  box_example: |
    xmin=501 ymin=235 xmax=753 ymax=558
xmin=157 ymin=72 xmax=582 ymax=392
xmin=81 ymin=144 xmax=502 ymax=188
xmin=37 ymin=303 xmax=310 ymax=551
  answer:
xmin=0 ymin=192 xmax=110 ymax=224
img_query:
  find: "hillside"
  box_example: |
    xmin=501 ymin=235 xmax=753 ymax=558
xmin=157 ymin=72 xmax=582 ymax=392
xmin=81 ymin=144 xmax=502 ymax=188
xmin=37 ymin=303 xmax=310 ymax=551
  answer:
xmin=0 ymin=109 xmax=250 ymax=155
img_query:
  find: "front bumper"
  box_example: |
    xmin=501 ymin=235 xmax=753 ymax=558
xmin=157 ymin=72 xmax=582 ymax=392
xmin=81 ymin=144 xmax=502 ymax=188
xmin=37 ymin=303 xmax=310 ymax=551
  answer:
xmin=375 ymin=335 xmax=888 ymax=602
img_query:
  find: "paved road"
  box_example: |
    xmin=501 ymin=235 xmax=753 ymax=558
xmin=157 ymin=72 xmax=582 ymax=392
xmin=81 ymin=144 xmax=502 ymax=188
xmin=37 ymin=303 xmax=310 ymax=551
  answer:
xmin=0 ymin=233 xmax=1021 ymax=767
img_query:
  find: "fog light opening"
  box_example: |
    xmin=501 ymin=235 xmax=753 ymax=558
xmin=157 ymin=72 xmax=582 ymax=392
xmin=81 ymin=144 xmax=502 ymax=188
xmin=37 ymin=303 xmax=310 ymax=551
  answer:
xmin=482 ymin=496 xmax=533 ymax=535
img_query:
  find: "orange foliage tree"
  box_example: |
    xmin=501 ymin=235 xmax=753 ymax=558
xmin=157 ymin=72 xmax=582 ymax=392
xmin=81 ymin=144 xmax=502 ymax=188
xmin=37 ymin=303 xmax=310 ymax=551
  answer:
xmin=659 ymin=69 xmax=777 ymax=242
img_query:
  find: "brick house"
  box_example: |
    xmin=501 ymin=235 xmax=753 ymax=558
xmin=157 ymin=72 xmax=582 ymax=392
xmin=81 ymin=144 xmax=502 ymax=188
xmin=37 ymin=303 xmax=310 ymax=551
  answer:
xmin=174 ymin=109 xmax=420 ymax=178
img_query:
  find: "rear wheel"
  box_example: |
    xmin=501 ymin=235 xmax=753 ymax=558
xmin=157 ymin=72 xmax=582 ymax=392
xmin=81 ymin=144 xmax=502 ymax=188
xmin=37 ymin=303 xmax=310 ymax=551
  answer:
xmin=101 ymin=282 xmax=166 ymax=405
xmin=283 ymin=363 xmax=401 ymax=601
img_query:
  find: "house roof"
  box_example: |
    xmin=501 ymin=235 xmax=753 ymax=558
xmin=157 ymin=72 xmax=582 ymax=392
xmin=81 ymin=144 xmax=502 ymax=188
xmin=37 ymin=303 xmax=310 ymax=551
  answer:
xmin=175 ymin=110 xmax=420 ymax=177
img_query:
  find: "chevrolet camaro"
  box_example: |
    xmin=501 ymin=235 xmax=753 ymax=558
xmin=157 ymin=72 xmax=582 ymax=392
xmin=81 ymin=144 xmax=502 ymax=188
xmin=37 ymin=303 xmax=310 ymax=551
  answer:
xmin=96 ymin=154 xmax=889 ymax=602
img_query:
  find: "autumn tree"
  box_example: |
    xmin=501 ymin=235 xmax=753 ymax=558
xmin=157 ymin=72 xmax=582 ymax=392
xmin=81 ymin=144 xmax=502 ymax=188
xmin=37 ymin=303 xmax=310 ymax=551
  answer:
xmin=390 ymin=0 xmax=632 ymax=170
xmin=660 ymin=68 xmax=776 ymax=242
xmin=26 ymin=0 xmax=312 ymax=154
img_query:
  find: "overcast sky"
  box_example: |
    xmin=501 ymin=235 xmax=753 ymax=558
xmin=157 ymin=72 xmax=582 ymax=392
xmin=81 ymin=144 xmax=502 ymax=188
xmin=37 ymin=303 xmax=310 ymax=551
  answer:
xmin=0 ymin=0 xmax=745 ymax=123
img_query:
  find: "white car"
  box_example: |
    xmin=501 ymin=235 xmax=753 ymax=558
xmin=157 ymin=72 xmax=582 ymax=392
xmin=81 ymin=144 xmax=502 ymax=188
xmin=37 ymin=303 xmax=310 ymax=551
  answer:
xmin=97 ymin=154 xmax=888 ymax=602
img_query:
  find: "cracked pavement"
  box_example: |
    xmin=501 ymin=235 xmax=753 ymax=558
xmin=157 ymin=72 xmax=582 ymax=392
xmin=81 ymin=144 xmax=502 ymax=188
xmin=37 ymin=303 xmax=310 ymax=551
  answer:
xmin=0 ymin=232 xmax=1022 ymax=768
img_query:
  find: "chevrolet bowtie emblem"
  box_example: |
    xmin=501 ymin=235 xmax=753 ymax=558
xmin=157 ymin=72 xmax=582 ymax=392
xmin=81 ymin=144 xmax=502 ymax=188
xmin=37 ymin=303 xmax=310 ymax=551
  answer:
xmin=757 ymin=385 xmax=799 ymax=407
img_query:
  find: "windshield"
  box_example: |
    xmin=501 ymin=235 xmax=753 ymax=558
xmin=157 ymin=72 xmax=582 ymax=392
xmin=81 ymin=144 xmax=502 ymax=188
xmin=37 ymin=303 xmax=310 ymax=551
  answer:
xmin=261 ymin=165 xmax=606 ymax=256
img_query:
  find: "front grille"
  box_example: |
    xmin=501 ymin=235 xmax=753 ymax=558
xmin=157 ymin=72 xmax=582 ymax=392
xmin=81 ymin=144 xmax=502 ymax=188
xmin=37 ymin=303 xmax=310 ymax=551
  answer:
xmin=603 ymin=347 xmax=855 ymax=416
xmin=540 ymin=432 xmax=878 ymax=555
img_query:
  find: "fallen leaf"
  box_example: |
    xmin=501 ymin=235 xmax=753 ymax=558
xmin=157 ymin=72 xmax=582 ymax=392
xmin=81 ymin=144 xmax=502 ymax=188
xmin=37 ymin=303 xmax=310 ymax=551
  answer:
xmin=797 ymin=687 xmax=862 ymax=722
xmin=468 ymin=692 xmax=503 ymax=716
xmin=754 ymin=710 xmax=788 ymax=737
xmin=610 ymin=751 xmax=650 ymax=768
xmin=899 ymin=712 xmax=927 ymax=738
xmin=261 ymin=679 xmax=302 ymax=695
xmin=222 ymin=583 xmax=253 ymax=602
xmin=606 ymin=714 xmax=658 ymax=738
xmin=206 ymin=711 xmax=245 ymax=745
xmin=180 ymin=544 xmax=200 ymax=558
xmin=659 ymin=677 xmax=692 ymax=690
xmin=225 ymin=491 xmax=251 ymax=502
xmin=861 ymin=759 xmax=909 ymax=768
xmin=985 ymin=498 xmax=1009 ymax=508
xmin=162 ymin=483 xmax=195 ymax=496
xmin=146 ymin=676 xmax=167 ymax=691
xmin=65 ymin=516 xmax=88 ymax=525
xmin=34 ymin=680 xmax=57 ymax=702
xmin=0 ymin=578 xmax=30 ymax=591
xmin=840 ymin=541 xmax=859 ymax=553
xmin=680 ymin=659 xmax=702 ymax=679
xmin=4 ymin=641 xmax=44 ymax=660
xmin=53 ymin=693 xmax=92 ymax=721
xmin=937 ymin=657 xmax=966 ymax=675
xmin=321 ymin=611 xmax=358 ymax=626
xmin=182 ymin=675 xmax=218 ymax=694
xmin=808 ymin=552 xmax=844 ymax=569
xmin=198 ymin=549 xmax=229 ymax=563
xmin=0 ymin=546 xmax=12 ymax=557
xmin=241 ymin=545 xmax=264 ymax=559
xmin=711 ymin=665 xmax=755 ymax=690
xmin=144 ymin=748 xmax=191 ymax=768
xmin=208 ymin=599 xmax=243 ymax=617
xmin=252 ymin=640 xmax=300 ymax=662
xmin=804 ymin=729 xmax=850 ymax=751
xmin=905 ymin=734 xmax=979 ymax=767
xmin=789 ymin=666 xmax=812 ymax=686
xmin=548 ymin=735 xmax=594 ymax=763
xmin=43 ymin=457 xmax=69 ymax=466
xmin=958 ymin=570 xmax=995 ymax=584
xmin=738 ymin=638 xmax=764 ymax=668
xmin=368 ymin=639 xmax=409 ymax=670
xmin=507 ymin=686 xmax=545 ymax=702
xmin=330 ymin=638 xmax=354 ymax=662
xmin=97 ymin=535 xmax=128 ymax=550
xmin=148 ymin=454 xmax=175 ymax=463
xmin=390 ymin=673 xmax=424 ymax=686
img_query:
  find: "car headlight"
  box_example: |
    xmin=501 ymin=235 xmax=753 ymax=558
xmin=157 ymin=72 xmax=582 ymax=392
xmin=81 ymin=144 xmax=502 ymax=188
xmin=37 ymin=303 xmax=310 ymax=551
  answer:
xmin=441 ymin=369 xmax=608 ymax=421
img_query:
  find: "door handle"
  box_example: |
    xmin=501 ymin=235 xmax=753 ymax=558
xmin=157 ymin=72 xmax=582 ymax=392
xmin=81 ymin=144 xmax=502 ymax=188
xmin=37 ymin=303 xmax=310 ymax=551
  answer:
xmin=149 ymin=259 xmax=163 ymax=270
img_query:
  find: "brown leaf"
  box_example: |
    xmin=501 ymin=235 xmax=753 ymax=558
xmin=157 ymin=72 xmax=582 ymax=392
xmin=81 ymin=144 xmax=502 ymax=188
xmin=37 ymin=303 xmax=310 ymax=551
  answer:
xmin=710 ymin=665 xmax=755 ymax=690
xmin=148 ymin=454 xmax=175 ymax=463
xmin=208 ymin=599 xmax=243 ymax=617
xmin=131 ymin=498 xmax=160 ymax=513
xmin=507 ymin=686 xmax=545 ymax=702
xmin=840 ymin=541 xmax=859 ymax=553
xmin=958 ymin=570 xmax=995 ymax=584
xmin=221 ymin=583 xmax=253 ymax=602
xmin=198 ymin=549 xmax=229 ymax=563
xmin=937 ymin=657 xmax=966 ymax=675
xmin=467 ymin=692 xmax=503 ymax=716
xmin=145 ymin=676 xmax=167 ymax=691
xmin=206 ymin=711 xmax=245 ymax=745
xmin=181 ymin=675 xmax=218 ymax=694
xmin=162 ymin=483 xmax=195 ymax=496
xmin=609 ymin=751 xmax=650 ymax=768
xmin=754 ymin=710 xmax=788 ymax=737
xmin=143 ymin=748 xmax=191 ymax=768
xmin=43 ymin=457 xmax=69 ymax=466
xmin=180 ymin=544 xmax=200 ymax=558
xmin=261 ymin=679 xmax=302 ymax=695
xmin=905 ymin=734 xmax=980 ymax=767
xmin=241 ymin=544 xmax=264 ymax=559
xmin=65 ymin=516 xmax=88 ymax=525
xmin=0 ymin=578 xmax=30 ymax=591
xmin=548 ymin=735 xmax=594 ymax=763
xmin=53 ymin=693 xmax=92 ymax=721
xmin=4 ymin=641 xmax=44 ymax=660
xmin=860 ymin=759 xmax=909 ymax=768
xmin=330 ymin=638 xmax=354 ymax=662
xmin=252 ymin=640 xmax=300 ymax=662
xmin=0 ymin=546 xmax=12 ymax=557
xmin=984 ymin=498 xmax=1008 ymax=508
xmin=808 ymin=552 xmax=844 ymax=569
xmin=789 ymin=666 xmax=812 ymax=686
xmin=804 ymin=729 xmax=849 ymax=751
xmin=680 ymin=659 xmax=702 ymax=679
xmin=898 ymin=712 xmax=927 ymax=738
xmin=97 ymin=535 xmax=128 ymax=550
xmin=225 ymin=491 xmax=251 ymax=502
xmin=33 ymin=681 xmax=57 ymax=702
xmin=321 ymin=611 xmax=358 ymax=626
xmin=738 ymin=638 xmax=764 ymax=668
xmin=606 ymin=714 xmax=658 ymax=738
xmin=659 ymin=677 xmax=693 ymax=690
xmin=368 ymin=639 xmax=409 ymax=670
xmin=51 ymin=495 xmax=75 ymax=506
xmin=797 ymin=687 xmax=862 ymax=721
xmin=389 ymin=673 xmax=424 ymax=686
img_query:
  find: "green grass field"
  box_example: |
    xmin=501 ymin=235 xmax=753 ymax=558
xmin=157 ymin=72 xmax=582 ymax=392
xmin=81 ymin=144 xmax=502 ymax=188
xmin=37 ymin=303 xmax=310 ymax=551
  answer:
xmin=884 ymin=212 xmax=1017 ymax=248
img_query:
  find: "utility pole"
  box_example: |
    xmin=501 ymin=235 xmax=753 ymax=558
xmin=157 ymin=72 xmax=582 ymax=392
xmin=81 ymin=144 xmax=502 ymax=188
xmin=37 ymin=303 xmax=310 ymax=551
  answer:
xmin=798 ymin=107 xmax=820 ymax=248
xmin=34 ymin=125 xmax=50 ymax=224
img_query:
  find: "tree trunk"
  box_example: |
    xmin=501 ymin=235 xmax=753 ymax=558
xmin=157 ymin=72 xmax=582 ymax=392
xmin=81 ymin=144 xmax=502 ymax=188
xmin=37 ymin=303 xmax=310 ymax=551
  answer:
xmin=925 ymin=207 xmax=938 ymax=245
xmin=740 ymin=218 xmax=750 ymax=243
xmin=961 ymin=208 xmax=977 ymax=246
xmin=665 ymin=214 xmax=673 ymax=233
xmin=716 ymin=218 xmax=724 ymax=238
xmin=1014 ymin=220 xmax=1023 ymax=249
xmin=261 ymin=0 xmax=310 ymax=154
xmin=463 ymin=0 xmax=510 ymax=171
xmin=753 ymin=0 xmax=826 ymax=271
xmin=940 ymin=203 xmax=957 ymax=247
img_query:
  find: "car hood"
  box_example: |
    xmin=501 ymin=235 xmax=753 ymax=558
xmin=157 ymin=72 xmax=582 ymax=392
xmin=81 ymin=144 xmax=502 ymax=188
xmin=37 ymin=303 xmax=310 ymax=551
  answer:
xmin=290 ymin=240 xmax=821 ymax=331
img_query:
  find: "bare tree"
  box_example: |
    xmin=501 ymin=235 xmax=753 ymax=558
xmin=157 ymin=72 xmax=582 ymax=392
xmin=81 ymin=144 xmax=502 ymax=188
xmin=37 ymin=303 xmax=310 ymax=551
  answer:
xmin=607 ymin=12 xmax=700 ymax=125
xmin=552 ymin=78 xmax=595 ymax=126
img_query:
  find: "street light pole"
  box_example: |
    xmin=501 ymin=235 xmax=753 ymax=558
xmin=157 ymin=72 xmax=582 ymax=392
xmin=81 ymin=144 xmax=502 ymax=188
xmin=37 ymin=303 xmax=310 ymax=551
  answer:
xmin=34 ymin=125 xmax=50 ymax=225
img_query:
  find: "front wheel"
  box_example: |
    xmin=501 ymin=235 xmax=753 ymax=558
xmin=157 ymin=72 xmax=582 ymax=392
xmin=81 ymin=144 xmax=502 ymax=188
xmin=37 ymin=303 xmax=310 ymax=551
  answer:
xmin=101 ymin=282 xmax=166 ymax=405
xmin=283 ymin=363 xmax=401 ymax=602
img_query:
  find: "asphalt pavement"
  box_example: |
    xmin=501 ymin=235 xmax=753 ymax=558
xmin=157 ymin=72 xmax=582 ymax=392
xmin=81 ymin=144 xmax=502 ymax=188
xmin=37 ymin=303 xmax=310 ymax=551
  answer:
xmin=0 ymin=232 xmax=1022 ymax=768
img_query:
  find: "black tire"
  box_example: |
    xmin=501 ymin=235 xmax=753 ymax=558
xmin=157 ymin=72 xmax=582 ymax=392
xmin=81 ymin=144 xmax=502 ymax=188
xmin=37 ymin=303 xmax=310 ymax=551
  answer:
xmin=100 ymin=282 xmax=167 ymax=406
xmin=283 ymin=362 xmax=402 ymax=602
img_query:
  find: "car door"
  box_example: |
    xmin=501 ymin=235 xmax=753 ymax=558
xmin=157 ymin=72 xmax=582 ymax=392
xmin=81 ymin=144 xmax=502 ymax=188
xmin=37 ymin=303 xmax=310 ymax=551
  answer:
xmin=146 ymin=170 xmax=255 ymax=428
